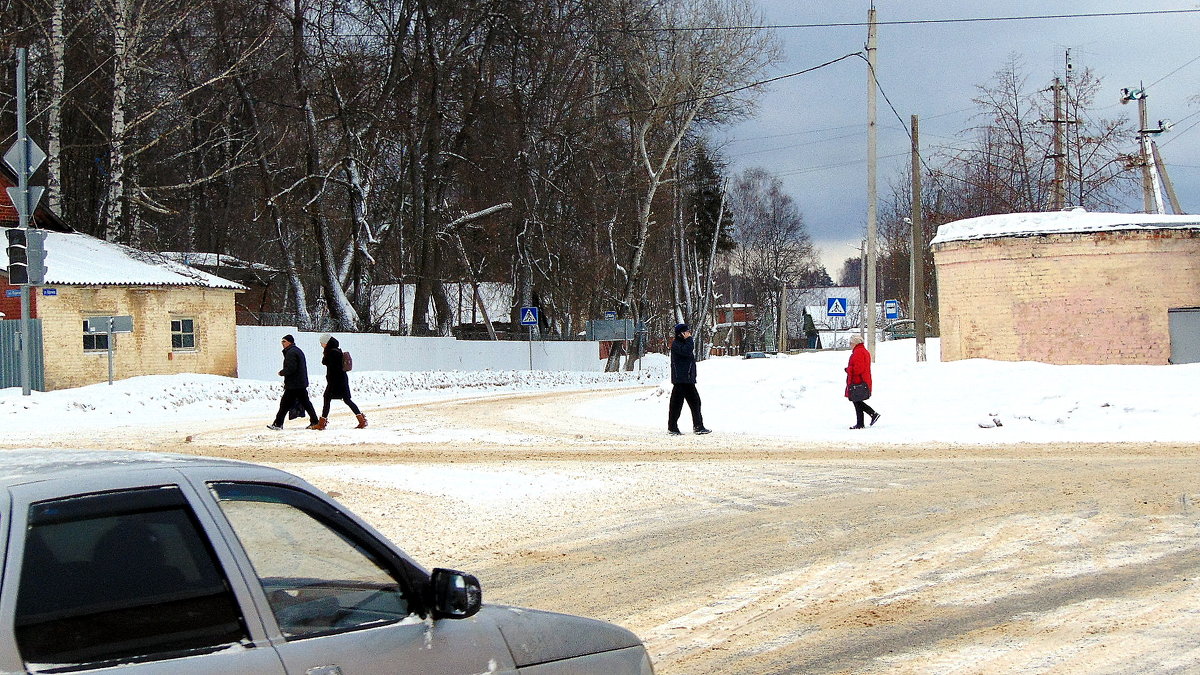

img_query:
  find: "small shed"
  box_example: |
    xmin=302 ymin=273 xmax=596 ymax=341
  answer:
xmin=1 ymin=228 xmax=246 ymax=390
xmin=931 ymin=210 xmax=1200 ymax=365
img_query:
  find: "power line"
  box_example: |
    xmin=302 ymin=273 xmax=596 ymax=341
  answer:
xmin=608 ymin=52 xmax=861 ymax=119
xmin=1146 ymin=53 xmax=1200 ymax=91
xmin=637 ymin=8 xmax=1200 ymax=33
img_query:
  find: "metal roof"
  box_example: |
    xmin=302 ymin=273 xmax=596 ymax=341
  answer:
xmin=1 ymin=228 xmax=245 ymax=290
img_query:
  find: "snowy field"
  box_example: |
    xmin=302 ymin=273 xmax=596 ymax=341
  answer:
xmin=3 ymin=338 xmax=1198 ymax=444
xmin=4 ymin=336 xmax=1195 ymax=441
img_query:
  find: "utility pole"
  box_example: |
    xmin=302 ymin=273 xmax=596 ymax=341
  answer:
xmin=1121 ymin=86 xmax=1161 ymax=213
xmin=1121 ymin=85 xmax=1181 ymax=214
xmin=1044 ymin=77 xmax=1068 ymax=209
xmin=864 ymin=3 xmax=878 ymax=359
xmin=1151 ymin=141 xmax=1185 ymax=214
xmin=777 ymin=279 xmax=787 ymax=353
xmin=910 ymin=115 xmax=926 ymax=363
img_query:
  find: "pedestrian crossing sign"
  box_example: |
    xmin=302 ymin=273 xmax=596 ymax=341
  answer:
xmin=520 ymin=307 xmax=539 ymax=326
xmin=826 ymin=297 xmax=848 ymax=317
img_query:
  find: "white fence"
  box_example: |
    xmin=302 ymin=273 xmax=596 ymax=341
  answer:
xmin=237 ymin=326 xmax=604 ymax=381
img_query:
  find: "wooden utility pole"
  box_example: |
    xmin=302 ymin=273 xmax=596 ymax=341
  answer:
xmin=865 ymin=3 xmax=878 ymax=359
xmin=910 ymin=115 xmax=926 ymax=363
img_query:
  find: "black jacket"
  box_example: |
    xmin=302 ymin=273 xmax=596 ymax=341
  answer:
xmin=279 ymin=343 xmax=309 ymax=390
xmin=321 ymin=337 xmax=351 ymax=399
xmin=670 ymin=336 xmax=697 ymax=385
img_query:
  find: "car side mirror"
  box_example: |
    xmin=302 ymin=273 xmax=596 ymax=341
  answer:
xmin=430 ymin=568 xmax=482 ymax=620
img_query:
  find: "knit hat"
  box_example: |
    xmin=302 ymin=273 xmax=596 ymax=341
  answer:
xmin=674 ymin=323 xmax=689 ymax=337
xmin=282 ymin=334 xmax=295 ymax=344
xmin=850 ymin=335 xmax=864 ymax=346
xmin=318 ymin=333 xmax=332 ymax=345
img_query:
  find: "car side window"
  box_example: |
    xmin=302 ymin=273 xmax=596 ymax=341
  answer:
xmin=209 ymin=482 xmax=413 ymax=639
xmin=13 ymin=486 xmax=250 ymax=669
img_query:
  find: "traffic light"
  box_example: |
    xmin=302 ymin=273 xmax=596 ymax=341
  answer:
xmin=25 ymin=229 xmax=46 ymax=286
xmin=4 ymin=228 xmax=46 ymax=286
xmin=6 ymin=228 xmax=28 ymax=285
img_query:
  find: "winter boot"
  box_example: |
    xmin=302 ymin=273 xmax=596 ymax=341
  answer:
xmin=310 ymin=417 xmax=327 ymax=430
xmin=355 ymin=413 xmax=368 ymax=429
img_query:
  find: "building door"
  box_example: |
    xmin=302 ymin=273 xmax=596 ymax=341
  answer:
xmin=0 ymin=318 xmax=44 ymax=390
xmin=1168 ymin=308 xmax=1200 ymax=364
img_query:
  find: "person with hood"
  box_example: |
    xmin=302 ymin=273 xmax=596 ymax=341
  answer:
xmin=668 ymin=323 xmax=711 ymax=435
xmin=268 ymin=334 xmax=320 ymax=430
xmin=312 ymin=333 xmax=367 ymax=430
xmin=845 ymin=334 xmax=881 ymax=429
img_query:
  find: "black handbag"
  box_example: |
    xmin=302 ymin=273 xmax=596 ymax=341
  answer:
xmin=848 ymin=382 xmax=871 ymax=402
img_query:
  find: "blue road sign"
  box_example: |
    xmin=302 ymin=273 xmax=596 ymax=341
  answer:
xmin=604 ymin=311 xmax=617 ymax=320
xmin=41 ymin=288 xmax=56 ymax=296
xmin=884 ymin=299 xmax=900 ymax=320
xmin=520 ymin=306 xmax=539 ymax=326
xmin=5 ymin=289 xmax=19 ymax=298
xmin=826 ymin=297 xmax=848 ymax=317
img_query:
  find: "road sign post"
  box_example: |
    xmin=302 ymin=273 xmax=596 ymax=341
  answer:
xmin=519 ymin=307 xmax=539 ymax=370
xmin=85 ymin=316 xmax=134 ymax=384
xmin=5 ymin=49 xmax=47 ymax=396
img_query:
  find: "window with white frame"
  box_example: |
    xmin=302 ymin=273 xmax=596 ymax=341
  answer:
xmin=171 ymin=317 xmax=196 ymax=350
xmin=82 ymin=321 xmax=108 ymax=352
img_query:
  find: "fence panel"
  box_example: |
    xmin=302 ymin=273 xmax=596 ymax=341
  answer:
xmin=0 ymin=319 xmax=44 ymax=391
xmin=236 ymin=326 xmax=604 ymax=382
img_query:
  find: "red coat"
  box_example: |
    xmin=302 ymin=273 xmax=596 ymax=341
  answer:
xmin=844 ymin=343 xmax=872 ymax=398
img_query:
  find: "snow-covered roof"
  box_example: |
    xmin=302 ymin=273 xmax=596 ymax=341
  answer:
xmin=931 ymin=209 xmax=1200 ymax=245
xmin=161 ymin=251 xmax=279 ymax=273
xmin=1 ymin=229 xmax=246 ymax=290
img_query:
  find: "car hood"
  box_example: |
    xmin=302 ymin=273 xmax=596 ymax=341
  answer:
xmin=479 ymin=605 xmax=643 ymax=668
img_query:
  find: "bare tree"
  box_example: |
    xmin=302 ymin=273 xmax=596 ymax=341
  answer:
xmin=599 ymin=0 xmax=778 ymax=370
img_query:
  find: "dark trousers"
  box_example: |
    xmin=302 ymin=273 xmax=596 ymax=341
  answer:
xmin=853 ymin=400 xmax=877 ymax=427
xmin=668 ymin=383 xmax=704 ymax=431
xmin=322 ymin=394 xmax=362 ymax=418
xmin=274 ymin=388 xmax=318 ymax=426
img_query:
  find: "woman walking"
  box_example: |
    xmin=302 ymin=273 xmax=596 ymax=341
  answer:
xmin=845 ymin=335 xmax=880 ymax=430
xmin=313 ymin=334 xmax=367 ymax=430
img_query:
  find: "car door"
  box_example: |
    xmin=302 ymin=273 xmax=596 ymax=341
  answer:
xmin=200 ymin=477 xmax=518 ymax=675
xmin=0 ymin=469 xmax=288 ymax=675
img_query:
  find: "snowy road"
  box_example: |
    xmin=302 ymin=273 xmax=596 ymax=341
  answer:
xmin=10 ymin=388 xmax=1200 ymax=674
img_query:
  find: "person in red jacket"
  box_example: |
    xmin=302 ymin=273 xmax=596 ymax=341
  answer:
xmin=845 ymin=335 xmax=881 ymax=429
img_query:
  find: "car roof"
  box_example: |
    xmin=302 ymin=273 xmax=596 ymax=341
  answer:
xmin=0 ymin=449 xmax=258 ymax=489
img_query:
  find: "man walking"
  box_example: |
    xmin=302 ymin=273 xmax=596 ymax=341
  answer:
xmin=668 ymin=323 xmax=711 ymax=435
xmin=268 ymin=334 xmax=320 ymax=430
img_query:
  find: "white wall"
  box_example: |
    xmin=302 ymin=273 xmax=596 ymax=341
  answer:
xmin=237 ymin=326 xmax=603 ymax=381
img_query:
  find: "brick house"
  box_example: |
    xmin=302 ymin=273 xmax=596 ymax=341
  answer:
xmin=932 ymin=210 xmax=1200 ymax=365
xmin=1 ymin=228 xmax=246 ymax=390
xmin=2 ymin=171 xmax=245 ymax=389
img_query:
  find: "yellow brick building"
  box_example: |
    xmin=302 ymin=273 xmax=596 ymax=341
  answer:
xmin=932 ymin=210 xmax=1200 ymax=365
xmin=2 ymin=229 xmax=244 ymax=390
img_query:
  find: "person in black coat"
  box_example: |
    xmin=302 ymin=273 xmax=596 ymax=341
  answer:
xmin=268 ymin=334 xmax=319 ymax=430
xmin=313 ymin=334 xmax=366 ymax=429
xmin=668 ymin=323 xmax=711 ymax=435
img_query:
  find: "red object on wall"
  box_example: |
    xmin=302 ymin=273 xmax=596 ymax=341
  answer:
xmin=0 ymin=281 xmax=38 ymax=319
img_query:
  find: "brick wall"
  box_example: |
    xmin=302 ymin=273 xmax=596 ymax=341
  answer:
xmin=933 ymin=229 xmax=1200 ymax=364
xmin=38 ymin=285 xmax=239 ymax=390
xmin=0 ymin=279 xmax=39 ymax=319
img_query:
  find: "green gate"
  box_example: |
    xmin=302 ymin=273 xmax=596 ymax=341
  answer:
xmin=0 ymin=319 xmax=45 ymax=391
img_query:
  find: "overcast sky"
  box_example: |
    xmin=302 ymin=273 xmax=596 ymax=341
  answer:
xmin=716 ymin=1 xmax=1200 ymax=278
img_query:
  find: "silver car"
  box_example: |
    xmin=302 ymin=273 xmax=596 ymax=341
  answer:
xmin=0 ymin=449 xmax=653 ymax=674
